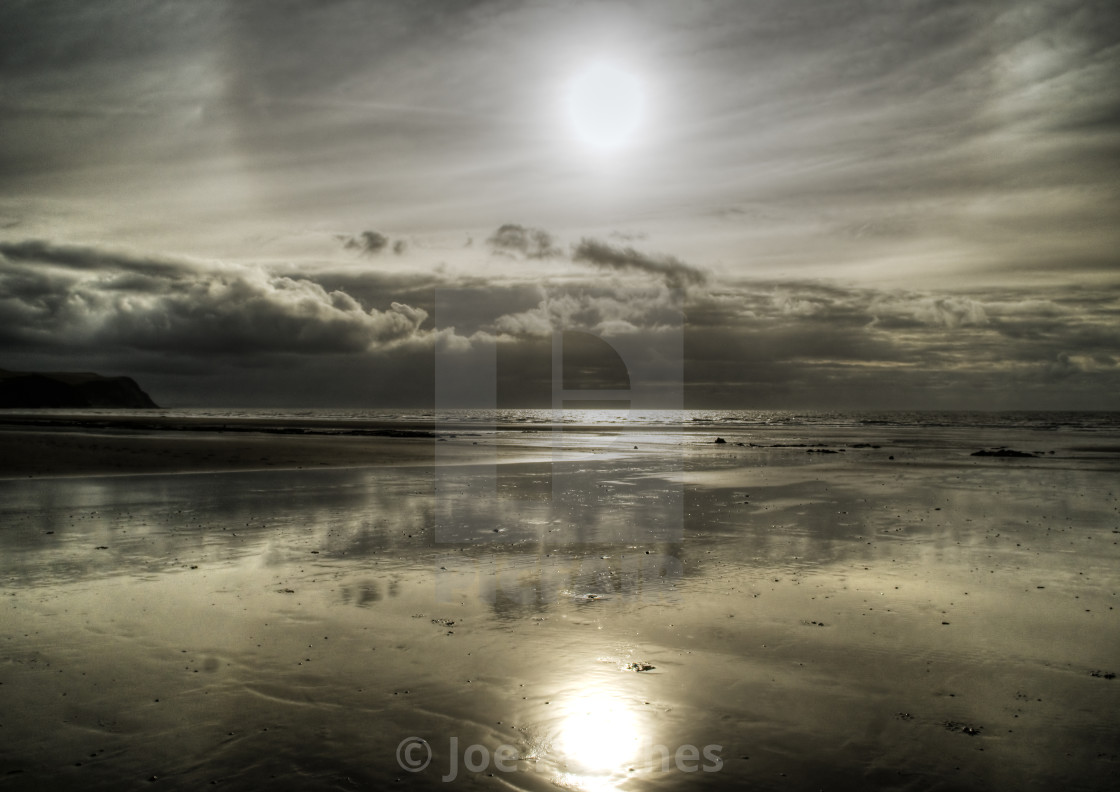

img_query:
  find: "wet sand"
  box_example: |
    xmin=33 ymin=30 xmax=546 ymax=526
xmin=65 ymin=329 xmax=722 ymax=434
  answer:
xmin=0 ymin=413 xmax=566 ymax=478
xmin=1 ymin=420 xmax=1118 ymax=790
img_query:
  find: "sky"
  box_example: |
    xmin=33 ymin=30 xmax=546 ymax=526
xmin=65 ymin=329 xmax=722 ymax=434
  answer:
xmin=1 ymin=0 xmax=1118 ymax=409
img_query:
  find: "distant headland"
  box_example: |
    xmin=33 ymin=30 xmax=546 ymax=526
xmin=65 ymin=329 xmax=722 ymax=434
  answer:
xmin=0 ymin=369 xmax=158 ymax=409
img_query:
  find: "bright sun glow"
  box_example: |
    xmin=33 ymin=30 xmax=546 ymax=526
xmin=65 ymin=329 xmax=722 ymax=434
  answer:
xmin=559 ymin=695 xmax=642 ymax=775
xmin=566 ymin=63 xmax=645 ymax=151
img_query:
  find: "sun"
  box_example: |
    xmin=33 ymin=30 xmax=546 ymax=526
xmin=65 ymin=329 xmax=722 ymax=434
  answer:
xmin=565 ymin=62 xmax=645 ymax=151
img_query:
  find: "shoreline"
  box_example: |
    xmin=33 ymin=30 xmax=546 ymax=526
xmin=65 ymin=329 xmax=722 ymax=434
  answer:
xmin=0 ymin=416 xmax=633 ymax=480
xmin=0 ymin=428 xmax=441 ymax=479
xmin=3 ymin=411 xmax=1120 ymax=481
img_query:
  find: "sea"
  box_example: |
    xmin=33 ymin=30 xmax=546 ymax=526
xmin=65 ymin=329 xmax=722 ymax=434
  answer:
xmin=6 ymin=406 xmax=1120 ymax=432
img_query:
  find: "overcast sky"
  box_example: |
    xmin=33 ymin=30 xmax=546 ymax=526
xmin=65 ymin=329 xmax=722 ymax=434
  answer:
xmin=2 ymin=0 xmax=1118 ymax=409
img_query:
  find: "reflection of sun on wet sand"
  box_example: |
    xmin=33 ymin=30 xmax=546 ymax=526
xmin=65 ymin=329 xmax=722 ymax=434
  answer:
xmin=0 ymin=414 xmax=1118 ymax=790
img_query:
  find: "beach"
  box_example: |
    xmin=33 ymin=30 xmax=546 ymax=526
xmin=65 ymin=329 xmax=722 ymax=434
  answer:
xmin=1 ymin=412 xmax=1118 ymax=791
xmin=8 ymin=1 xmax=1119 ymax=789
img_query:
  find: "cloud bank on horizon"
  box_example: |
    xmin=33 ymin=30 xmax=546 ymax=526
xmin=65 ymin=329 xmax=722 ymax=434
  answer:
xmin=1 ymin=234 xmax=1116 ymax=409
xmin=0 ymin=1 xmax=1117 ymax=408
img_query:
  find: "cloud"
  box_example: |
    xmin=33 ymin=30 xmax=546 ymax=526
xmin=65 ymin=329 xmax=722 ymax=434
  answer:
xmin=572 ymin=238 xmax=707 ymax=290
xmin=1045 ymin=351 xmax=1081 ymax=381
xmin=3 ymin=237 xmax=1118 ymax=410
xmin=0 ymin=239 xmax=195 ymax=280
xmin=0 ymin=240 xmax=428 ymax=356
xmin=336 ymin=231 xmax=407 ymax=256
xmin=868 ymin=294 xmax=989 ymax=329
xmin=487 ymin=224 xmax=562 ymax=259
xmin=341 ymin=230 xmax=391 ymax=255
xmin=682 ymin=277 xmax=1120 ymax=408
xmin=489 ymin=284 xmax=684 ymax=340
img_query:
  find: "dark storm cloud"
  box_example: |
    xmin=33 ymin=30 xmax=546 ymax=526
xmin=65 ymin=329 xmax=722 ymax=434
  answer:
xmin=572 ymin=239 xmax=707 ymax=290
xmin=682 ymin=279 xmax=1120 ymax=409
xmin=0 ymin=240 xmax=428 ymax=356
xmin=271 ymin=270 xmax=554 ymax=338
xmin=487 ymin=224 xmax=562 ymax=260
xmin=3 ymin=234 xmax=1118 ymax=408
xmin=0 ymin=239 xmax=193 ymax=280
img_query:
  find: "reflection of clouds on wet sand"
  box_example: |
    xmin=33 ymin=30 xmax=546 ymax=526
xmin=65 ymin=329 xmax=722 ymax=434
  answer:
xmin=1 ymin=426 xmax=1118 ymax=789
xmin=337 ymin=579 xmax=392 ymax=608
xmin=433 ymin=550 xmax=685 ymax=619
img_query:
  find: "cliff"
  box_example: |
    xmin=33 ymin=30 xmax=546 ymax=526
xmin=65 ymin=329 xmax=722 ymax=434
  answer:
xmin=0 ymin=369 xmax=159 ymax=409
